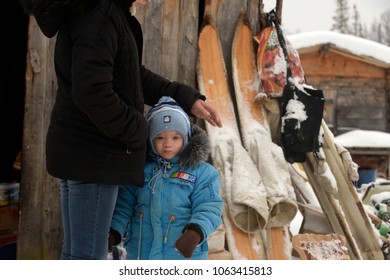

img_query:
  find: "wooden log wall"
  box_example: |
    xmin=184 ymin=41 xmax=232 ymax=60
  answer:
xmin=300 ymin=50 xmax=387 ymax=79
xmin=300 ymin=50 xmax=390 ymax=135
xmin=307 ymin=77 xmax=388 ymax=134
xmin=18 ymin=0 xmax=265 ymax=259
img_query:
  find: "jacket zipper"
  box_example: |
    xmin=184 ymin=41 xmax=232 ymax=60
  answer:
xmin=164 ymin=215 xmax=176 ymax=244
xmin=137 ymin=212 xmax=144 ymax=260
xmin=208 ymin=184 xmax=215 ymax=199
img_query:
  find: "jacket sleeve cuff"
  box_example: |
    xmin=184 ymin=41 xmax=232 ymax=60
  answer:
xmin=183 ymin=223 xmax=204 ymax=243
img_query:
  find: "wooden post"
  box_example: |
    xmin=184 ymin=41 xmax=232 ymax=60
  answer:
xmin=276 ymin=0 xmax=283 ymax=22
xmin=17 ymin=17 xmax=62 ymax=260
xmin=258 ymin=0 xmax=283 ymax=31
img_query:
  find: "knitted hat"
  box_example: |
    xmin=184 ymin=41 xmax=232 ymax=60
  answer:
xmin=147 ymin=97 xmax=191 ymax=155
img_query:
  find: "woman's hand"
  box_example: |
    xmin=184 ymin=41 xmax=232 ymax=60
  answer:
xmin=190 ymin=99 xmax=223 ymax=128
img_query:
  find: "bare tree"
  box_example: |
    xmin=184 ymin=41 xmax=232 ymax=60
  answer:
xmin=333 ymin=1 xmax=390 ymax=47
xmin=365 ymin=9 xmax=390 ymax=46
xmin=351 ymin=4 xmax=364 ymax=37
xmin=331 ymin=0 xmax=350 ymax=34
xmin=368 ymin=19 xmax=379 ymax=42
xmin=380 ymin=9 xmax=390 ymax=46
xmin=377 ymin=23 xmax=384 ymax=44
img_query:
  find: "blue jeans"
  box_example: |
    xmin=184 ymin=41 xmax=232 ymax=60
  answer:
xmin=59 ymin=180 xmax=119 ymax=260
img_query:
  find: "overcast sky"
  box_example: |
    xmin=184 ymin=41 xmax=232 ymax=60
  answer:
xmin=262 ymin=0 xmax=390 ymax=34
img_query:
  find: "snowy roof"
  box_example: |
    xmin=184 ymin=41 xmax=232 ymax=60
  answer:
xmin=287 ymin=31 xmax=390 ymax=67
xmin=334 ymin=130 xmax=390 ymax=149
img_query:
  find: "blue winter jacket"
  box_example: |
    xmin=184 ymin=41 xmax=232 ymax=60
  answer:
xmin=110 ymin=125 xmax=223 ymax=260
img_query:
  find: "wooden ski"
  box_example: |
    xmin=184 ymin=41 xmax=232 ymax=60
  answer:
xmin=231 ymin=13 xmax=294 ymax=260
xmin=321 ymin=121 xmax=384 ymax=259
xmin=197 ymin=13 xmax=268 ymax=260
xmin=223 ymin=207 xmax=265 ymax=260
xmin=302 ymin=121 xmax=384 ymax=259
xmin=302 ymin=155 xmax=362 ymax=259
xmin=196 ymin=16 xmax=239 ymax=141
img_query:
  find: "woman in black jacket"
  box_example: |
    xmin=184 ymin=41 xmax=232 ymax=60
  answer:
xmin=21 ymin=0 xmax=222 ymax=259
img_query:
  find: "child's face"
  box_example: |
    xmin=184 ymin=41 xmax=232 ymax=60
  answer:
xmin=152 ymin=130 xmax=184 ymax=160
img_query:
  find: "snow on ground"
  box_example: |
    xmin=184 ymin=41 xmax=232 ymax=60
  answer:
xmin=287 ymin=30 xmax=390 ymax=65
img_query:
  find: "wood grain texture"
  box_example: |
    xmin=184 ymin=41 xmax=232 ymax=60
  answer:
xmin=18 ymin=17 xmax=62 ymax=260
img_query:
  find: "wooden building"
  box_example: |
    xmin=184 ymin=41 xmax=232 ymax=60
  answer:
xmin=289 ymin=32 xmax=390 ymax=184
xmin=289 ymin=31 xmax=390 ymax=136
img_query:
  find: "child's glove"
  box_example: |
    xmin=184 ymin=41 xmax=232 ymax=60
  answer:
xmin=174 ymin=229 xmax=201 ymax=258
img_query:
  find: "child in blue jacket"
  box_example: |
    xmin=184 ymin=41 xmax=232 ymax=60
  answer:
xmin=109 ymin=96 xmax=223 ymax=260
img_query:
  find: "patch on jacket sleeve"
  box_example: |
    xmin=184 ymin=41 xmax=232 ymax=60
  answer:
xmin=171 ymin=171 xmax=196 ymax=183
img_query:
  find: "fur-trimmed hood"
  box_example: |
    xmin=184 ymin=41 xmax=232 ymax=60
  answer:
xmin=149 ymin=124 xmax=211 ymax=169
xmin=20 ymin=0 xmax=136 ymax=37
xmin=179 ymin=124 xmax=211 ymax=168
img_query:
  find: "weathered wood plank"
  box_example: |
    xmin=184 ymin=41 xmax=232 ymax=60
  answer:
xmin=177 ymin=0 xmax=199 ymax=86
xmin=161 ymin=0 xmax=181 ymax=80
xmin=337 ymin=106 xmax=385 ymax=119
xmin=18 ymin=17 xmax=61 ymax=260
xmin=138 ymin=0 xmax=199 ymax=87
xmin=138 ymin=0 xmax=164 ymax=74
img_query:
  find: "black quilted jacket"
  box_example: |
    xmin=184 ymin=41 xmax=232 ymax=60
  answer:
xmin=21 ymin=0 xmax=203 ymax=185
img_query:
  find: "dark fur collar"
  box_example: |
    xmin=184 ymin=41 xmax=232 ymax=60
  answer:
xmin=179 ymin=124 xmax=211 ymax=168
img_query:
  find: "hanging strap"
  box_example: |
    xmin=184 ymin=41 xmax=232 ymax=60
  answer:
xmin=269 ymin=10 xmax=293 ymax=86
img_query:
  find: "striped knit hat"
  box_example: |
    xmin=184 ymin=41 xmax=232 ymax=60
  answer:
xmin=147 ymin=96 xmax=191 ymax=155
